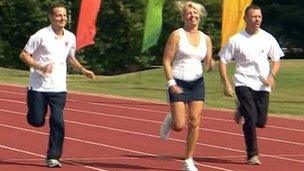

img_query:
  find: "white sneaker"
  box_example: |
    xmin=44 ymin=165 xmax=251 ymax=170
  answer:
xmin=234 ymin=110 xmax=245 ymax=124
xmin=183 ymin=158 xmax=198 ymax=171
xmin=160 ymin=113 xmax=172 ymax=140
xmin=247 ymin=155 xmax=262 ymax=165
xmin=45 ymin=159 xmax=62 ymax=168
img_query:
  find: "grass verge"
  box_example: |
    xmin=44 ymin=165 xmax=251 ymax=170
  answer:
xmin=0 ymin=59 xmax=303 ymax=116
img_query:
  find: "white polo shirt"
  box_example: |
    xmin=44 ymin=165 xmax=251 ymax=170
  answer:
xmin=24 ymin=25 xmax=76 ymax=92
xmin=172 ymin=28 xmax=207 ymax=81
xmin=219 ymin=29 xmax=284 ymax=92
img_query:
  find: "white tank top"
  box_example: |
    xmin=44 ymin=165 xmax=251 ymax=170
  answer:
xmin=172 ymin=28 xmax=207 ymax=81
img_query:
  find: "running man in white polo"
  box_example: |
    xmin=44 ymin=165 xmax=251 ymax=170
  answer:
xmin=219 ymin=4 xmax=284 ymax=165
xmin=19 ymin=2 xmax=95 ymax=168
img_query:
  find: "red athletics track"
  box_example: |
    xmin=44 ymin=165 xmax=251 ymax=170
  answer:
xmin=0 ymin=84 xmax=303 ymax=171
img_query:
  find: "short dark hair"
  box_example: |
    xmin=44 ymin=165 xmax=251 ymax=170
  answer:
xmin=48 ymin=2 xmax=66 ymax=15
xmin=245 ymin=4 xmax=261 ymax=16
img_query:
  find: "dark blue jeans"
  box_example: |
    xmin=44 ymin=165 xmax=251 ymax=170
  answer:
xmin=26 ymin=90 xmax=66 ymax=160
xmin=235 ymin=86 xmax=269 ymax=159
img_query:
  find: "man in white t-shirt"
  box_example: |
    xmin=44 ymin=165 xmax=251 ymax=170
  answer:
xmin=219 ymin=4 xmax=284 ymax=165
xmin=19 ymin=3 xmax=95 ymax=168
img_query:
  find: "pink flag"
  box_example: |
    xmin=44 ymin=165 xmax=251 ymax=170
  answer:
xmin=76 ymin=0 xmax=101 ymax=50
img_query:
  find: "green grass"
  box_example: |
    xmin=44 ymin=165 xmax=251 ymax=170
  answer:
xmin=0 ymin=59 xmax=303 ymax=116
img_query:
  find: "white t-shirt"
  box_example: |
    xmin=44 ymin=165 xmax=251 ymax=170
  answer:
xmin=219 ymin=29 xmax=284 ymax=92
xmin=172 ymin=28 xmax=207 ymax=81
xmin=24 ymin=25 xmax=76 ymax=92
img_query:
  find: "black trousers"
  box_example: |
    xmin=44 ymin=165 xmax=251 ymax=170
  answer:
xmin=26 ymin=90 xmax=66 ymax=160
xmin=235 ymin=86 xmax=269 ymax=159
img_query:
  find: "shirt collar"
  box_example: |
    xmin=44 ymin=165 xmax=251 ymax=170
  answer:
xmin=47 ymin=25 xmax=65 ymax=39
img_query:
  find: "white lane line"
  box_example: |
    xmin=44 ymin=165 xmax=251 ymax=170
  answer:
xmin=1 ymin=96 xmax=304 ymax=133
xmin=0 ymin=157 xmax=137 ymax=162
xmin=1 ymin=109 xmax=304 ymax=165
xmin=1 ymin=106 xmax=304 ymax=148
xmin=0 ymin=144 xmax=108 ymax=171
xmin=0 ymin=123 xmax=234 ymax=171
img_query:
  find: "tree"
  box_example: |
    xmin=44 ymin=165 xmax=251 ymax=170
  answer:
xmin=254 ymin=0 xmax=304 ymax=57
xmin=76 ymin=0 xmax=222 ymax=74
xmin=73 ymin=0 xmax=148 ymax=75
xmin=0 ymin=0 xmax=63 ymax=69
xmin=143 ymin=0 xmax=222 ymax=62
xmin=0 ymin=0 xmax=302 ymax=74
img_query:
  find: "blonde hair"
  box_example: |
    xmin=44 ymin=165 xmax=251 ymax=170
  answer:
xmin=176 ymin=1 xmax=207 ymax=20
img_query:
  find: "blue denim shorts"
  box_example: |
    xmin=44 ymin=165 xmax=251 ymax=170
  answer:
xmin=168 ymin=77 xmax=205 ymax=103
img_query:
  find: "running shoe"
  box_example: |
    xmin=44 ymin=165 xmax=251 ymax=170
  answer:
xmin=160 ymin=113 xmax=172 ymax=140
xmin=45 ymin=159 xmax=62 ymax=168
xmin=247 ymin=155 xmax=262 ymax=165
xmin=234 ymin=110 xmax=245 ymax=124
xmin=183 ymin=158 xmax=198 ymax=171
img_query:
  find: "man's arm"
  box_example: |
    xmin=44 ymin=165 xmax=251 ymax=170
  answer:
xmin=219 ymin=61 xmax=234 ymax=96
xmin=68 ymin=57 xmax=95 ymax=80
xmin=266 ymin=61 xmax=280 ymax=88
xmin=20 ymin=50 xmax=53 ymax=74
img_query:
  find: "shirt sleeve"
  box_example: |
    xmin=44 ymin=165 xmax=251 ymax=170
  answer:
xmin=68 ymin=34 xmax=76 ymax=59
xmin=23 ymin=34 xmax=41 ymax=54
xmin=268 ymin=36 xmax=284 ymax=61
xmin=218 ymin=40 xmax=234 ymax=64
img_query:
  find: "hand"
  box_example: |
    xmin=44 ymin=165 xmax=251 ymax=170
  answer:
xmin=37 ymin=63 xmax=53 ymax=76
xmin=224 ymin=83 xmax=234 ymax=97
xmin=82 ymin=68 xmax=96 ymax=80
xmin=259 ymin=74 xmax=275 ymax=88
xmin=169 ymin=85 xmax=183 ymax=94
xmin=267 ymin=74 xmax=276 ymax=89
xmin=204 ymin=58 xmax=215 ymax=72
xmin=259 ymin=75 xmax=270 ymax=86
xmin=207 ymin=58 xmax=215 ymax=72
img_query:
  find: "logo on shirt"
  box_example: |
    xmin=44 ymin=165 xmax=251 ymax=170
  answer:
xmin=65 ymin=41 xmax=69 ymax=47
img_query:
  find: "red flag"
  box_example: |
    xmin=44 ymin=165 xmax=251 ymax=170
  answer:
xmin=76 ymin=0 xmax=101 ymax=50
